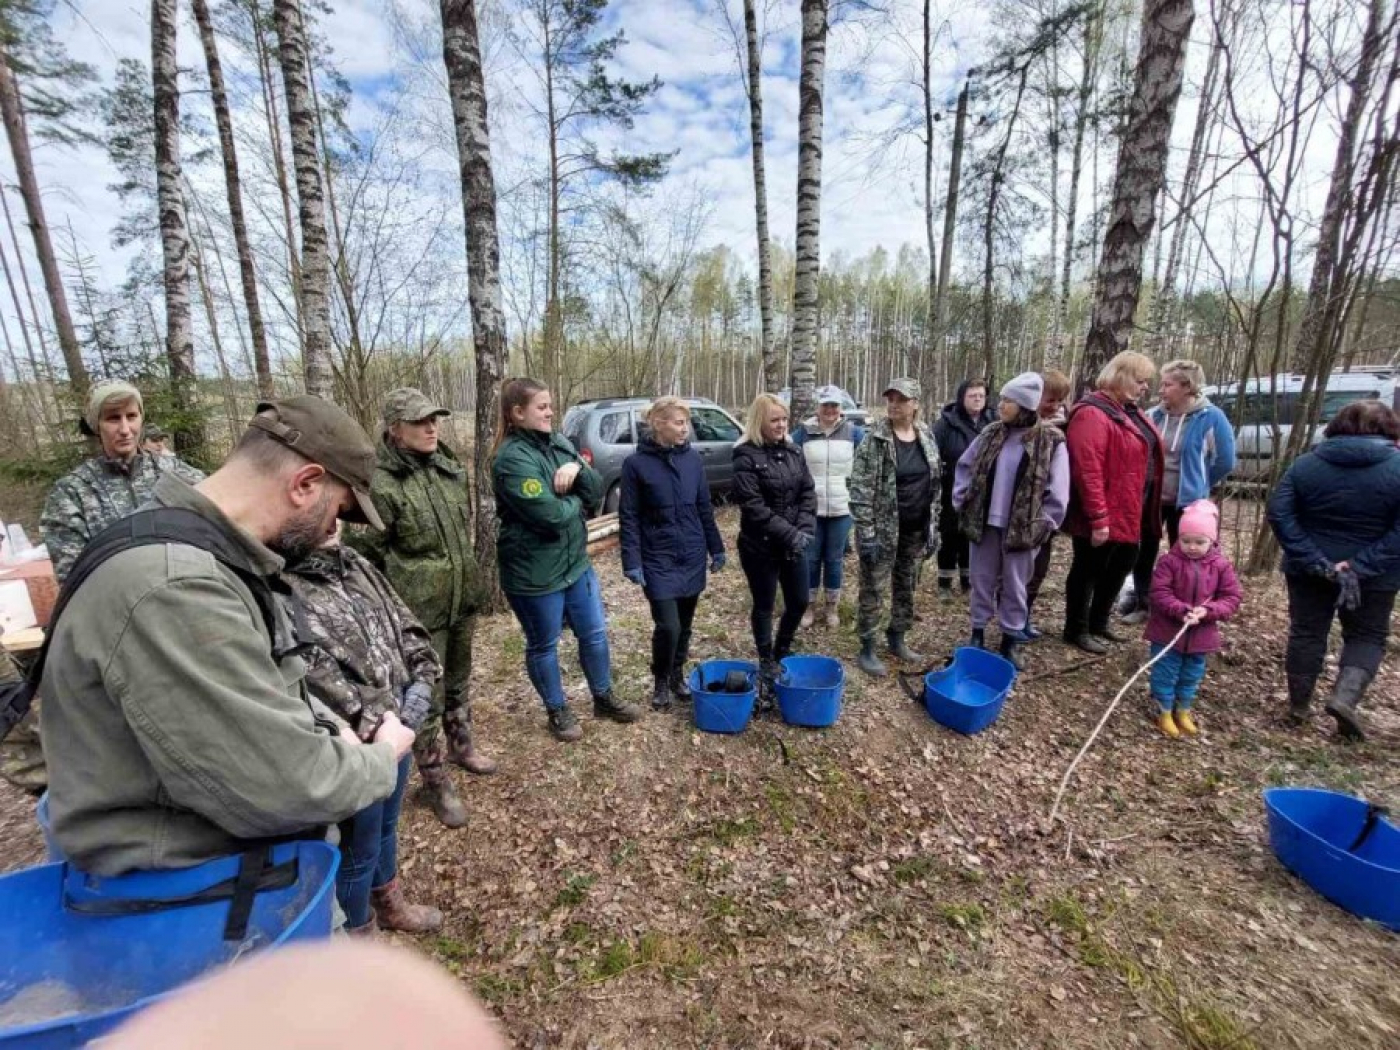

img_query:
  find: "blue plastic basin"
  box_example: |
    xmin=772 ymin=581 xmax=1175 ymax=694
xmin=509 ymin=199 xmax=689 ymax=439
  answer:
xmin=0 ymin=841 xmax=341 ymax=1047
xmin=690 ymin=660 xmax=758 ymax=734
xmin=1264 ymin=787 xmax=1400 ymax=931
xmin=923 ymin=647 xmax=1017 ymax=735
xmin=775 ymin=655 xmax=844 ymax=728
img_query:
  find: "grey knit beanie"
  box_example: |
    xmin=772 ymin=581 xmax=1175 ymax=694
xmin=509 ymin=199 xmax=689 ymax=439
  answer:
xmin=1000 ymin=372 xmax=1044 ymax=412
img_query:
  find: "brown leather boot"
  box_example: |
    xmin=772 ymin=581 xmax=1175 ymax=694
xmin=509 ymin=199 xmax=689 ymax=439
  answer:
xmin=417 ymin=777 xmax=468 ymax=829
xmin=371 ymin=878 xmax=443 ymax=934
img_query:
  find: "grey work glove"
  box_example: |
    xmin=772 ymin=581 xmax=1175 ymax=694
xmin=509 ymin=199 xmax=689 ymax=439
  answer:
xmin=922 ymin=521 xmax=940 ymax=561
xmin=399 ymin=681 xmax=434 ymax=732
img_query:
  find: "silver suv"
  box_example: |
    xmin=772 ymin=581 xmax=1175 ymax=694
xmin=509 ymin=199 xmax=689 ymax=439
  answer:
xmin=561 ymin=396 xmax=745 ymax=514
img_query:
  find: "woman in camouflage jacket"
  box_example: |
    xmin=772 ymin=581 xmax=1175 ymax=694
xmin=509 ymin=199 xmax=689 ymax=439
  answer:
xmin=285 ymin=532 xmax=444 ymax=935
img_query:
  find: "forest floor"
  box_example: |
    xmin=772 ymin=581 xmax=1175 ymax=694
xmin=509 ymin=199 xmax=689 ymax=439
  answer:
xmin=2 ymin=499 xmax=1398 ymax=1048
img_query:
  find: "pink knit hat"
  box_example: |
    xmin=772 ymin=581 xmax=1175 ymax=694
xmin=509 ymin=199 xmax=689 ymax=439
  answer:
xmin=1178 ymin=499 xmax=1219 ymax=542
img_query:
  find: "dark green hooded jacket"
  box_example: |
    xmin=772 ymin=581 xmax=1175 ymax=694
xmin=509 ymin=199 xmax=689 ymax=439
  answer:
xmin=352 ymin=440 xmax=482 ymax=630
xmin=492 ymin=428 xmax=603 ymax=596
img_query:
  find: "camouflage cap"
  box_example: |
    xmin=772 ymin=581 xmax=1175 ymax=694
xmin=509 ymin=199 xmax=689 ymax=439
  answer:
xmin=381 ymin=387 xmax=450 ymax=428
xmin=248 ymin=396 xmax=385 ymax=530
xmin=882 ymin=377 xmax=922 ymax=401
xmin=85 ymin=379 xmax=143 ymax=433
xmin=143 ymin=424 xmax=169 ymax=441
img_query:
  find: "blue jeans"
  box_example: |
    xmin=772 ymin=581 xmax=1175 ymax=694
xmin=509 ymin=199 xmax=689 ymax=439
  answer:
xmin=807 ymin=514 xmax=854 ymax=591
xmin=506 ymin=568 xmax=612 ymax=711
xmin=336 ymin=755 xmax=411 ymax=930
xmin=1148 ymin=643 xmax=1208 ymax=712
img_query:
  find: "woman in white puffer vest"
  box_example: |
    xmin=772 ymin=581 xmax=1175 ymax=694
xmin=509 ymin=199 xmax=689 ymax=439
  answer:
xmin=792 ymin=385 xmax=866 ymax=630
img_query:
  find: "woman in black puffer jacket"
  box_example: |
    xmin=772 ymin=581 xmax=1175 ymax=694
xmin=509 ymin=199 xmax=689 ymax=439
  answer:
xmin=732 ymin=393 xmax=817 ymax=684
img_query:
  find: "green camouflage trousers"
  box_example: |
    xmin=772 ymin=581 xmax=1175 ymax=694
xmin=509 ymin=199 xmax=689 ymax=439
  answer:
xmin=1 ymin=647 xmax=45 ymax=794
xmin=415 ymin=617 xmax=474 ymax=784
xmin=857 ymin=525 xmax=925 ymax=638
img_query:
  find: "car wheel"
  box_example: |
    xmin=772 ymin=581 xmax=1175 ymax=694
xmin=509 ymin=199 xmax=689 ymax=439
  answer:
xmin=603 ymin=483 xmax=621 ymax=514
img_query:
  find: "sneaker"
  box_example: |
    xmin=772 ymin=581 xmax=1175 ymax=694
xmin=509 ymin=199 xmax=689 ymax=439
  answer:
xmin=548 ymin=705 xmax=583 ymax=742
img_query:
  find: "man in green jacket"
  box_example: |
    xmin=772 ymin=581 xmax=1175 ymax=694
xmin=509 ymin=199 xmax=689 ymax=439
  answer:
xmin=39 ymin=397 xmax=413 ymax=876
xmin=351 ymin=388 xmax=490 ymax=830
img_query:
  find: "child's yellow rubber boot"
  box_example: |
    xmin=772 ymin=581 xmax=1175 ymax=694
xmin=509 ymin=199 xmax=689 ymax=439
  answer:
xmin=1157 ymin=709 xmax=1180 ymax=739
xmin=1174 ymin=708 xmax=1198 ymax=736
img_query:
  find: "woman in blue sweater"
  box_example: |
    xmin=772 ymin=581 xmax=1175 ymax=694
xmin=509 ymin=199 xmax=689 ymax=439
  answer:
xmin=1123 ymin=360 xmax=1236 ymax=624
xmin=620 ymin=397 xmax=726 ymax=711
xmin=1268 ymin=400 xmax=1400 ymax=741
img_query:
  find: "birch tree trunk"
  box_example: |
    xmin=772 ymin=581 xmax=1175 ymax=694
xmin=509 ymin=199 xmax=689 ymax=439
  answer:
xmin=1080 ymin=0 xmax=1193 ymax=384
xmin=918 ymin=0 xmax=940 ymax=398
xmin=193 ymin=0 xmax=274 ymax=399
xmin=744 ymin=0 xmax=780 ymax=392
xmin=248 ymin=0 xmax=303 ymax=344
xmin=152 ymin=0 xmax=205 ymax=459
xmin=1055 ymin=4 xmax=1101 ymax=368
xmin=790 ymin=0 xmax=828 ymax=424
xmin=1147 ymin=25 xmax=1223 ymax=355
xmin=0 ymin=39 xmax=88 ymax=401
xmin=441 ymin=0 xmax=509 ymax=601
xmin=933 ymin=78 xmax=968 ymax=365
xmin=273 ymin=0 xmax=334 ymax=399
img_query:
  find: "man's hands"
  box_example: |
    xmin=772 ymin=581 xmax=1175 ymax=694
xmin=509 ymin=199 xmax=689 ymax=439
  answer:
xmin=1090 ymin=526 xmax=1110 ymax=547
xmin=372 ymin=711 xmax=415 ymax=760
xmin=553 ymin=462 xmax=582 ymax=494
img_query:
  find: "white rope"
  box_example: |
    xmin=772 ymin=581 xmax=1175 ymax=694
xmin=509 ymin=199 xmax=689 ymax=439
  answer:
xmin=1048 ymin=619 xmax=1195 ymax=827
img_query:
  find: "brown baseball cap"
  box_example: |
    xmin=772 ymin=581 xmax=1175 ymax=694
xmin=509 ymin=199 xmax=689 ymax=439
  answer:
xmin=247 ymin=396 xmax=385 ymax=530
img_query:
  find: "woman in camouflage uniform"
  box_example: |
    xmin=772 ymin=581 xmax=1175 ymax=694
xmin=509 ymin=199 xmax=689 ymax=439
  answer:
xmin=352 ymin=388 xmax=491 ymax=831
xmin=285 ymin=528 xmax=444 ymax=935
xmin=848 ymin=378 xmax=941 ymax=677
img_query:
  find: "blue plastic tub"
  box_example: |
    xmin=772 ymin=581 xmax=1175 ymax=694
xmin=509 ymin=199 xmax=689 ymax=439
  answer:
xmin=690 ymin=660 xmax=758 ymax=734
xmin=0 ymin=841 xmax=341 ymax=1047
xmin=776 ymin=655 xmax=844 ymax=728
xmin=923 ymin=647 xmax=1017 ymax=735
xmin=1264 ymin=787 xmax=1400 ymax=931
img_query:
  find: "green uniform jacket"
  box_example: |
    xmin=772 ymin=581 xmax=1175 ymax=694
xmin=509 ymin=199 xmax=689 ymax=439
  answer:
xmin=492 ymin=429 xmax=603 ymax=596
xmin=351 ymin=441 xmax=482 ymax=631
xmin=39 ymin=475 xmax=398 ymax=876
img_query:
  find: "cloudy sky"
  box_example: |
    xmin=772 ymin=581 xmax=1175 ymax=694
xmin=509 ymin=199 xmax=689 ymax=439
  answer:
xmin=12 ymin=0 xmax=1337 ymax=362
xmin=32 ymin=0 xmax=999 ymax=292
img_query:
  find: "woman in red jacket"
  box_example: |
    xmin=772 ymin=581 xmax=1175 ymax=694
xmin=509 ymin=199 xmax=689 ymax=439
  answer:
xmin=1062 ymin=351 xmax=1165 ymax=653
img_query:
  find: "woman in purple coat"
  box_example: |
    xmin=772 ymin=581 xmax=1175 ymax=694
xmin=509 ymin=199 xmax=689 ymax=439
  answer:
xmin=953 ymin=373 xmax=1071 ymax=671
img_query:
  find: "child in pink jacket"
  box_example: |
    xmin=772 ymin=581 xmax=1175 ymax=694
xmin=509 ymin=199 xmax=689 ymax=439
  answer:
xmin=1145 ymin=500 xmax=1243 ymax=737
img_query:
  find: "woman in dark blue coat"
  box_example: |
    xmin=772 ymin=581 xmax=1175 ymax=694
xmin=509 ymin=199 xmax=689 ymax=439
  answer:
xmin=620 ymin=397 xmax=726 ymax=710
xmin=1268 ymin=399 xmax=1400 ymax=741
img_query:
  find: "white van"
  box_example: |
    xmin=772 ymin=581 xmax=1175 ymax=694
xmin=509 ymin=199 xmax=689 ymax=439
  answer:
xmin=1204 ymin=367 xmax=1398 ymax=481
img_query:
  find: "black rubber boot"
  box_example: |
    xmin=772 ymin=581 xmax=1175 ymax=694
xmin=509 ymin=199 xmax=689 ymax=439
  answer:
xmin=593 ymin=690 xmax=642 ymax=723
xmin=857 ymin=635 xmax=887 ymax=677
xmin=969 ymin=627 xmax=986 ymax=650
xmin=651 ymin=675 xmax=674 ymax=712
xmin=668 ymin=667 xmax=692 ymax=701
xmin=1325 ymin=666 xmax=1372 ymax=742
xmin=937 ymin=577 xmax=955 ymax=602
xmin=959 ymin=573 xmax=971 ymax=594
xmin=1286 ymin=673 xmax=1317 ymax=725
xmin=999 ymin=634 xmax=1025 ymax=672
xmin=886 ymin=630 xmax=924 ymax=663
